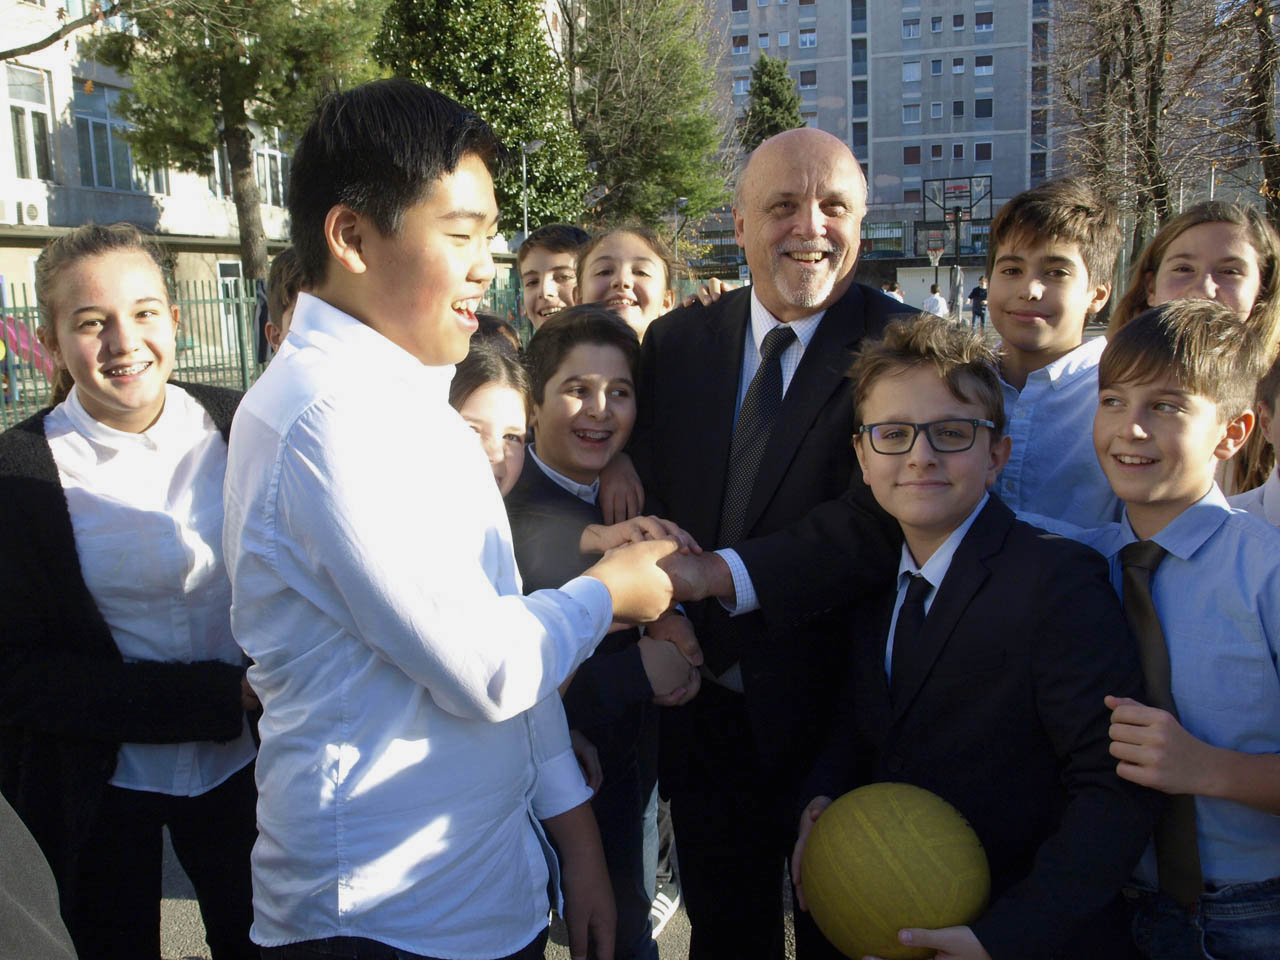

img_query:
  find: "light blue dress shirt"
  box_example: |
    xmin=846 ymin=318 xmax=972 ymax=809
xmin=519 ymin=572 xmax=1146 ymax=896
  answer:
xmin=1021 ymin=487 xmax=1280 ymax=887
xmin=996 ymin=337 xmax=1122 ymax=528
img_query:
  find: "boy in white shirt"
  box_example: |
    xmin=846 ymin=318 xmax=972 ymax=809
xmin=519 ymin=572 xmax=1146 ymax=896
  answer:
xmin=222 ymin=79 xmax=682 ymax=960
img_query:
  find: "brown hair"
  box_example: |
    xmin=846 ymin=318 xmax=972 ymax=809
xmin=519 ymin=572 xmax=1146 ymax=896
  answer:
xmin=1257 ymin=350 xmax=1280 ymax=414
xmin=1099 ymin=300 xmax=1265 ymax=422
xmin=34 ymin=223 xmax=170 ymax=405
xmin=267 ymin=247 xmax=304 ymax=329
xmin=524 ymin=303 xmax=641 ymax=406
xmin=516 ymin=223 xmax=591 ymax=271
xmin=575 ymin=224 xmax=677 ymax=293
xmin=448 ymin=338 xmax=532 ymax=418
xmin=986 ymin=177 xmax=1122 ymax=288
xmin=850 ymin=314 xmax=1006 ymax=436
xmin=1107 ymin=202 xmax=1280 ymax=360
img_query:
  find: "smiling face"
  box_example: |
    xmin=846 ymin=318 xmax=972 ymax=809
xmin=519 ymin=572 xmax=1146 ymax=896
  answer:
xmin=331 ymin=152 xmax=497 ymax=366
xmin=988 ymin=235 xmax=1111 ymax=380
xmin=459 ymin=382 xmax=528 ymax=496
xmin=521 ymin=247 xmax=579 ymax=329
xmin=855 ymin=365 xmax=1010 ymax=564
xmin=43 ymin=250 xmax=179 ymax=433
xmin=1147 ymin=221 xmax=1263 ymax=319
xmin=578 ymin=232 xmax=674 ymax=339
xmin=1094 ymin=371 xmax=1250 ymax=538
xmin=531 ymin=342 xmax=637 ymax=485
xmin=734 ymin=128 xmax=865 ymax=323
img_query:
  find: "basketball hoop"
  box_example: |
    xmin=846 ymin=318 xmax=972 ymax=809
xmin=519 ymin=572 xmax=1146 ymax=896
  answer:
xmin=927 ymin=247 xmax=945 ymax=268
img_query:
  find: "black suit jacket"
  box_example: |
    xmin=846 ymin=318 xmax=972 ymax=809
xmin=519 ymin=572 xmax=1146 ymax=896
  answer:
xmin=504 ymin=459 xmax=651 ymax=763
xmin=631 ymin=281 xmax=909 ymax=782
xmin=804 ymin=497 xmax=1160 ymax=959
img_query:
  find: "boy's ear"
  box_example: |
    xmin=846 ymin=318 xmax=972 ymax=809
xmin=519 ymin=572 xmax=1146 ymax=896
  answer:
xmin=1214 ymin=408 xmax=1255 ymax=462
xmin=323 ymin=205 xmax=368 ymax=277
xmin=662 ymin=287 xmax=675 ymax=310
xmin=1086 ymin=279 xmax=1112 ymax=317
xmin=985 ymin=433 xmax=1013 ymax=487
xmin=853 ymin=432 xmax=872 ymax=484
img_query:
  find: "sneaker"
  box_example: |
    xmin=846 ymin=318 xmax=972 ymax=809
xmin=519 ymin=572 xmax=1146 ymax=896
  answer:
xmin=650 ymin=881 xmax=680 ymax=939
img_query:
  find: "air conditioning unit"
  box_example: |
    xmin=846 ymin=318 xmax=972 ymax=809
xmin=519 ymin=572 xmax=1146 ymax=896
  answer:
xmin=16 ymin=198 xmax=48 ymax=226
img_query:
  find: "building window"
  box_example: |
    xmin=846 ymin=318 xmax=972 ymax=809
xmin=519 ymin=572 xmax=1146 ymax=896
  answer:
xmin=903 ymin=61 xmax=921 ymax=83
xmin=731 ymin=0 xmax=747 ymax=11
xmin=930 ymin=16 xmax=942 ymax=32
xmin=976 ymin=11 xmax=994 ymax=31
xmin=953 ymin=58 xmax=965 ymax=74
xmin=250 ymin=128 xmax=290 ymax=207
xmin=904 ymin=188 xmax=922 ymax=203
xmin=904 ymin=145 xmax=921 ymax=165
xmin=931 ymin=59 xmax=943 ymax=76
xmin=798 ymin=0 xmax=815 ymax=5
xmin=903 ymin=104 xmax=921 ymax=123
xmin=732 ymin=35 xmax=748 ymax=54
xmin=953 ymin=100 xmax=964 ymax=117
xmin=851 ymin=121 xmax=868 ymax=151
xmin=779 ymin=31 xmax=790 ymax=47
xmin=851 ymin=80 xmax=868 ymax=118
xmin=799 ymin=28 xmax=816 ymax=48
xmin=75 ymin=80 xmax=174 ymax=194
xmin=850 ymin=0 xmax=866 ymax=31
xmin=931 ymin=143 xmax=943 ymax=160
xmin=1031 ymin=152 xmax=1047 ymax=182
xmin=930 ymin=101 xmax=943 ymax=119
xmin=734 ymin=77 xmax=750 ymax=96
xmin=7 ymin=66 xmax=54 ymax=181
xmin=757 ymin=0 xmax=768 ymax=7
xmin=1033 ymin=21 xmax=1048 ymax=60
xmin=975 ymin=141 xmax=993 ymax=162
xmin=975 ymin=98 xmax=993 ymax=118
xmin=953 ymin=143 xmax=964 ymax=159
xmin=802 ymin=112 xmax=817 ymax=127
xmin=759 ymin=33 xmax=770 ymax=48
xmin=799 ymin=69 xmax=818 ymax=89
xmin=903 ymin=18 xmax=920 ymax=39
xmin=953 ymin=14 xmax=965 ymax=29
xmin=975 ymin=55 xmax=993 ymax=76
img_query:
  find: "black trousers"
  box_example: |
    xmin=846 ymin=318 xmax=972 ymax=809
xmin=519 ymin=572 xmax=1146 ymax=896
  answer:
xmin=65 ymin=761 xmax=258 ymax=960
xmin=663 ymin=682 xmax=844 ymax=960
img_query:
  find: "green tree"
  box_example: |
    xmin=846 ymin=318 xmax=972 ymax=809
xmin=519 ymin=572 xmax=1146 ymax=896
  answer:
xmin=559 ymin=0 xmax=735 ymax=227
xmin=741 ymin=53 xmax=803 ymax=151
xmin=374 ymin=0 xmax=591 ymax=235
xmin=86 ymin=0 xmax=387 ymax=282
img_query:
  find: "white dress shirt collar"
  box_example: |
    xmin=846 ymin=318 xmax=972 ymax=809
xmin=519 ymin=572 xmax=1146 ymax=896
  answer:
xmin=748 ymin=288 xmax=825 ymax=353
xmin=529 ymin=446 xmax=599 ymax=504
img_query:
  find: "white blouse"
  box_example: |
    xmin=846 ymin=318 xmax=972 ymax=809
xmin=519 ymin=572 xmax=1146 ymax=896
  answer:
xmin=46 ymin=384 xmax=254 ymax=796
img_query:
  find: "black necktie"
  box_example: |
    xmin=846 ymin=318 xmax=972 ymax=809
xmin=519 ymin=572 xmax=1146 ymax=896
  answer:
xmin=717 ymin=325 xmax=798 ymax=548
xmin=1120 ymin=539 xmax=1203 ymax=906
xmin=889 ymin=573 xmax=931 ymax=705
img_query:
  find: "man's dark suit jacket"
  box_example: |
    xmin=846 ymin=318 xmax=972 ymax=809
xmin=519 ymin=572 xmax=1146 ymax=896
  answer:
xmin=631 ymin=281 xmax=908 ymax=785
xmin=804 ymin=496 xmax=1160 ymax=959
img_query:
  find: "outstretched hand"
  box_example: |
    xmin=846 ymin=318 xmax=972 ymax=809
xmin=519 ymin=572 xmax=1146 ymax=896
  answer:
xmin=580 ymin=516 xmax=701 ymax=556
xmin=864 ymin=925 xmax=990 ymax=960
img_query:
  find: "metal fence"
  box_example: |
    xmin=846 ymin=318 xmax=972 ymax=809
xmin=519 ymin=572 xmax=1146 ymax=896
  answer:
xmin=0 ymin=276 xmax=527 ymax=431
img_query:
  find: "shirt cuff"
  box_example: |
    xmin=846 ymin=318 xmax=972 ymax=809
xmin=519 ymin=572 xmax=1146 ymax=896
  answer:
xmin=715 ymin=548 xmax=760 ymax=615
xmin=531 ymin=744 xmax=593 ymax=821
xmin=559 ymin=575 xmax=615 ymax=640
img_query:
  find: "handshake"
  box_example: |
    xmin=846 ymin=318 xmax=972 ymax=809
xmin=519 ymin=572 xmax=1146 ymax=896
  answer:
xmin=578 ymin=516 xmax=734 ymax=625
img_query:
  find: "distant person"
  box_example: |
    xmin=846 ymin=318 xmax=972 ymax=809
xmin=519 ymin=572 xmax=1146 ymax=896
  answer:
xmin=969 ymin=274 xmax=988 ymax=330
xmin=222 ymin=79 xmax=684 ymax=960
xmin=519 ymin=223 xmax=590 ymax=331
xmin=576 ymin=225 xmax=677 ymax=341
xmin=922 ymin=282 xmax=948 ymax=316
xmin=264 ymin=247 xmax=304 ymax=356
xmin=887 ymin=280 xmax=905 ymax=302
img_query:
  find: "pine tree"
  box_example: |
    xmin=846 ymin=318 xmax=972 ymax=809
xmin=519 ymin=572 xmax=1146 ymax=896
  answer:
xmin=374 ymin=0 xmax=592 ymax=235
xmin=85 ymin=0 xmax=387 ymax=282
xmin=741 ymin=53 xmax=804 ymax=151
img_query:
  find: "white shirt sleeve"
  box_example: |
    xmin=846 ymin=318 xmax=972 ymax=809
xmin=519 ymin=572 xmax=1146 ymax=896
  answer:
xmin=713 ymin=547 xmax=761 ymax=615
xmin=527 ymin=693 xmax=592 ymax=820
xmin=275 ymin=395 xmax=613 ymax=724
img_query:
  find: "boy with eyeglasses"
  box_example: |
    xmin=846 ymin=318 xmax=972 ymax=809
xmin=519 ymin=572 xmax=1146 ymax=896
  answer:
xmin=790 ymin=316 xmax=1158 ymax=960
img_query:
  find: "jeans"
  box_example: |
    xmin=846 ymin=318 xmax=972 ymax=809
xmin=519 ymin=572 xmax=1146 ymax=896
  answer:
xmin=260 ymin=929 xmax=548 ymax=960
xmin=1130 ymin=876 xmax=1280 ymax=960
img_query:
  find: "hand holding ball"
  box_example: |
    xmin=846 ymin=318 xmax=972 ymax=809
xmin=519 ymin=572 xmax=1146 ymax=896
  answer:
xmin=800 ymin=782 xmax=990 ymax=959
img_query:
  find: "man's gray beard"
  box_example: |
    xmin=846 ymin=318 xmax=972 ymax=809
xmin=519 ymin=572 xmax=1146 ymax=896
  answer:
xmin=770 ymin=249 xmax=844 ymax=308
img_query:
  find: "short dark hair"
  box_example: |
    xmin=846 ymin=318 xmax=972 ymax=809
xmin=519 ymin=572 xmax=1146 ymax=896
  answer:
xmin=986 ymin=177 xmax=1121 ymax=287
xmin=850 ymin=315 xmax=1006 ymax=436
xmin=1099 ymin=299 xmax=1266 ymax=421
xmin=517 ymin=223 xmax=591 ymax=271
xmin=287 ymin=78 xmax=504 ymax=288
xmin=448 ymin=338 xmax=532 ymax=417
xmin=473 ymin=312 xmax=522 ymax=355
xmin=524 ymin=304 xmax=641 ymax=406
xmin=267 ymin=248 xmax=304 ymax=328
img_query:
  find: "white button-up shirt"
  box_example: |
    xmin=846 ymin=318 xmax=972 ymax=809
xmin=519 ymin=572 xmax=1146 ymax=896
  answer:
xmin=222 ymin=294 xmax=609 ymax=954
xmin=46 ymin=384 xmax=254 ymax=796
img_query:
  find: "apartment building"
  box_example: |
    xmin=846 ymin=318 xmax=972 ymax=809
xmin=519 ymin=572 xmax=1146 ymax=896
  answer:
xmin=715 ymin=0 xmax=1053 ymax=295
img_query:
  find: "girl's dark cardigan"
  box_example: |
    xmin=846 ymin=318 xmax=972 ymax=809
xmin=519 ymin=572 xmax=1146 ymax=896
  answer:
xmin=0 ymin=382 xmax=248 ymax=913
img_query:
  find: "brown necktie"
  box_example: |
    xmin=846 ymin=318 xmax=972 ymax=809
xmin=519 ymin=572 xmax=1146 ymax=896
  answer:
xmin=1120 ymin=539 xmax=1203 ymax=906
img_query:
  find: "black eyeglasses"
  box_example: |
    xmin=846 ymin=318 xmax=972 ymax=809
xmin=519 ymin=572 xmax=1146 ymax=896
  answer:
xmin=857 ymin=419 xmax=996 ymax=455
